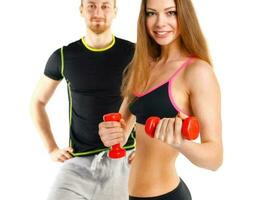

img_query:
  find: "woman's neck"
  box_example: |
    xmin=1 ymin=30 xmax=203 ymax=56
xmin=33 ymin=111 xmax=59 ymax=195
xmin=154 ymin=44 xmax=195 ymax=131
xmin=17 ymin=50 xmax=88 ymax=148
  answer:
xmin=159 ymin=40 xmax=185 ymax=63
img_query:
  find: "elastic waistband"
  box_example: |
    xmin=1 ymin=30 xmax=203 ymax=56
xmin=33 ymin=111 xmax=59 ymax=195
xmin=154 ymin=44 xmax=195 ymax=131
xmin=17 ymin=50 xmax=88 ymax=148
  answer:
xmin=129 ymin=178 xmax=191 ymax=200
xmin=72 ymin=145 xmax=135 ymax=157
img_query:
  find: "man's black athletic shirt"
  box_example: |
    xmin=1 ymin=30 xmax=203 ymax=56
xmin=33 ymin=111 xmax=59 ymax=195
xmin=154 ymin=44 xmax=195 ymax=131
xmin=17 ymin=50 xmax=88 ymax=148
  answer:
xmin=44 ymin=36 xmax=135 ymax=156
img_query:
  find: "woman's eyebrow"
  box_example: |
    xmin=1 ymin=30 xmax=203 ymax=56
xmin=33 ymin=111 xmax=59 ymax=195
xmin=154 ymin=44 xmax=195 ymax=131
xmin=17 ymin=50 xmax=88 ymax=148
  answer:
xmin=146 ymin=6 xmax=176 ymax=11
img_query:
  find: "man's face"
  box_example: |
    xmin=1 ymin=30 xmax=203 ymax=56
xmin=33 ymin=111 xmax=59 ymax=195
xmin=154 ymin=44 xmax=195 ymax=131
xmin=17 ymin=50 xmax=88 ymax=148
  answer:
xmin=80 ymin=0 xmax=117 ymax=34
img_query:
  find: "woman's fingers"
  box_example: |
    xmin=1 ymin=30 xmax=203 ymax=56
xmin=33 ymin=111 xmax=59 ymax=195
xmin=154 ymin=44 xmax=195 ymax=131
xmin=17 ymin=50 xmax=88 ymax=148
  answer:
xmin=153 ymin=116 xmax=184 ymax=148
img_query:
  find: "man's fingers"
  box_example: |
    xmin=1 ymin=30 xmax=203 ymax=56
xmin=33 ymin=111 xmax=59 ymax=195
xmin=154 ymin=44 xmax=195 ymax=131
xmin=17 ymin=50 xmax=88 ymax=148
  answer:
xmin=62 ymin=150 xmax=73 ymax=159
xmin=57 ymin=154 xmax=68 ymax=162
xmin=101 ymin=132 xmax=124 ymax=147
xmin=100 ymin=121 xmax=121 ymax=128
xmin=65 ymin=147 xmax=74 ymax=153
xmin=106 ymin=127 xmax=124 ymax=134
xmin=105 ymin=138 xmax=124 ymax=147
xmin=99 ymin=126 xmax=123 ymax=138
xmin=57 ymin=157 xmax=65 ymax=163
xmin=102 ymin=131 xmax=123 ymax=141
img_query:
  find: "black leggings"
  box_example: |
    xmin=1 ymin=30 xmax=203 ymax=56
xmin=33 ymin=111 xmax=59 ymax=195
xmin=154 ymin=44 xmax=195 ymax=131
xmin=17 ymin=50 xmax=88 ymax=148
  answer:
xmin=129 ymin=178 xmax=192 ymax=200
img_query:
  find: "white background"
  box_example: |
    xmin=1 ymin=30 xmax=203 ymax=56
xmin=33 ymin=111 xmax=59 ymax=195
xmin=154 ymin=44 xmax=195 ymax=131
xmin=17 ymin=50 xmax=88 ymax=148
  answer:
xmin=1 ymin=0 xmax=266 ymax=199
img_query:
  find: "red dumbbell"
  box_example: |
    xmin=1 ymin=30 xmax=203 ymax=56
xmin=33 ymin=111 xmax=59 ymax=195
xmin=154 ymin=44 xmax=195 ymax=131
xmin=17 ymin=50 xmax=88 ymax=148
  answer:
xmin=145 ymin=116 xmax=200 ymax=140
xmin=103 ymin=113 xmax=126 ymax=159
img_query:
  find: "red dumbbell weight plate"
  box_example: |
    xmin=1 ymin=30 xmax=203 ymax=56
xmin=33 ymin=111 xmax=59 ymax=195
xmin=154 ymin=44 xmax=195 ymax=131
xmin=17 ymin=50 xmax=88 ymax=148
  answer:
xmin=181 ymin=117 xmax=200 ymax=140
xmin=145 ymin=116 xmax=161 ymax=138
xmin=103 ymin=113 xmax=121 ymax=122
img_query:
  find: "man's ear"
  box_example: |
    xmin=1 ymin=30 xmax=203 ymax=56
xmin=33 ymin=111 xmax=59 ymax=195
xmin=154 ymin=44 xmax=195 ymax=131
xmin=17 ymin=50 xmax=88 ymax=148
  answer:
xmin=114 ymin=7 xmax=118 ymax=17
xmin=79 ymin=4 xmax=83 ymax=16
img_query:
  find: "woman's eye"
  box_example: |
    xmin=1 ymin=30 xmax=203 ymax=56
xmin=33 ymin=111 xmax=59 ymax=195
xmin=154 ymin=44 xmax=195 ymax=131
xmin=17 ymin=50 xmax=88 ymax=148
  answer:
xmin=146 ymin=11 xmax=156 ymax=17
xmin=167 ymin=11 xmax=177 ymax=16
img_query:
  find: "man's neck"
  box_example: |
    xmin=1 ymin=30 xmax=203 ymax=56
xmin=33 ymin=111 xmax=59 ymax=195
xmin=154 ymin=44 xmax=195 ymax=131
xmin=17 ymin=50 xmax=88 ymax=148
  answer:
xmin=84 ymin=29 xmax=113 ymax=49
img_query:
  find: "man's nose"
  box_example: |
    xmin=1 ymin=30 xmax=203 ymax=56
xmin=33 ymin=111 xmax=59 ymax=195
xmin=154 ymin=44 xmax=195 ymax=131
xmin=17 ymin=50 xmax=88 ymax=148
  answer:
xmin=94 ymin=6 xmax=104 ymax=17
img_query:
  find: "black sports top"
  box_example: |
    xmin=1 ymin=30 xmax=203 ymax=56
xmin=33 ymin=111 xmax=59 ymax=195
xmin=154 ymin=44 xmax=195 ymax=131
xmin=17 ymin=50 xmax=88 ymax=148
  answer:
xmin=44 ymin=36 xmax=136 ymax=156
xmin=129 ymin=57 xmax=194 ymax=124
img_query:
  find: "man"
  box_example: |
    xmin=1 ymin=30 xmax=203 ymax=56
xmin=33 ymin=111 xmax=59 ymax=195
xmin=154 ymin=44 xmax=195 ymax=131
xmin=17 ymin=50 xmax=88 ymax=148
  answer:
xmin=31 ymin=0 xmax=135 ymax=199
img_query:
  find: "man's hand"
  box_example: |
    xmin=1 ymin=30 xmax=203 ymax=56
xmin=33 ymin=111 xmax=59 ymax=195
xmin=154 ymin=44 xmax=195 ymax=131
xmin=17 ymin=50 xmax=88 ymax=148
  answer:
xmin=98 ymin=119 xmax=127 ymax=147
xmin=49 ymin=147 xmax=73 ymax=162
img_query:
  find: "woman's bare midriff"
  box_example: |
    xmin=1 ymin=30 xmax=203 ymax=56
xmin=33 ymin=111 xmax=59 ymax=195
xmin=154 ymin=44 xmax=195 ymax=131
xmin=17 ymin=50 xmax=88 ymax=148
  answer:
xmin=129 ymin=125 xmax=181 ymax=197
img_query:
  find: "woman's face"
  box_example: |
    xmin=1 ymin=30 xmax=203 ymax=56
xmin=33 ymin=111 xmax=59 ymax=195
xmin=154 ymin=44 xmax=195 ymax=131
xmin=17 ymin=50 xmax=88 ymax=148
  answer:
xmin=145 ymin=0 xmax=179 ymax=46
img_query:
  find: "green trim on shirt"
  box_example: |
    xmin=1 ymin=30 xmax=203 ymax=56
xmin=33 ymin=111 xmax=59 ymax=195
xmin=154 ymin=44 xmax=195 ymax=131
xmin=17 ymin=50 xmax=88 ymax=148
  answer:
xmin=60 ymin=47 xmax=65 ymax=77
xmin=81 ymin=35 xmax=115 ymax=52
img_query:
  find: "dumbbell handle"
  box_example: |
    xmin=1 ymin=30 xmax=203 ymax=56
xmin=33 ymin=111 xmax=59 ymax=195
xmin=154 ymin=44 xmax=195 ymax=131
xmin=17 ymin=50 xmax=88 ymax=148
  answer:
xmin=145 ymin=116 xmax=200 ymax=140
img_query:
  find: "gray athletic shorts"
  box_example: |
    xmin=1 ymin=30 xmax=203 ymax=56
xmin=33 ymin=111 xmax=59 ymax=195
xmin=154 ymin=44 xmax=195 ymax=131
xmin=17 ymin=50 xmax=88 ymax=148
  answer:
xmin=47 ymin=150 xmax=134 ymax=200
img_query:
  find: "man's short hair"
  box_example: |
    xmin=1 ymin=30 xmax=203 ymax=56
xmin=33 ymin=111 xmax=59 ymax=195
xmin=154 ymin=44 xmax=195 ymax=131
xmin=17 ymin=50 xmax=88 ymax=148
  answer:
xmin=81 ymin=0 xmax=116 ymax=8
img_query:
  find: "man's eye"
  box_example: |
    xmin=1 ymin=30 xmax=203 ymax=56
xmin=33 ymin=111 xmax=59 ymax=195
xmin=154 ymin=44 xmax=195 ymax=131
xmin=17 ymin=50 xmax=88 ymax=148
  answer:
xmin=88 ymin=4 xmax=96 ymax=9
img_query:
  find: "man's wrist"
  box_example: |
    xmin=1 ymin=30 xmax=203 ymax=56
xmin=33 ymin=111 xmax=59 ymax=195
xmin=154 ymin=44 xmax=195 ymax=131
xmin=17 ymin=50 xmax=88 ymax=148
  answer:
xmin=47 ymin=144 xmax=59 ymax=154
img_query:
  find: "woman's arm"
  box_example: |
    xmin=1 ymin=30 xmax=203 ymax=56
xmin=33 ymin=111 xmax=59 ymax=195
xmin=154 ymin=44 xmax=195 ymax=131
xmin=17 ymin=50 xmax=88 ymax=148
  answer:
xmin=119 ymin=97 xmax=136 ymax=146
xmin=179 ymin=60 xmax=223 ymax=171
xmin=155 ymin=60 xmax=223 ymax=171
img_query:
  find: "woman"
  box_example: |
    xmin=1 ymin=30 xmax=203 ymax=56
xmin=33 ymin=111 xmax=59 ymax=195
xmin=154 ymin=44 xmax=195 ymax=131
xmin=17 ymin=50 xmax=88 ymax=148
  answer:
xmin=98 ymin=0 xmax=223 ymax=199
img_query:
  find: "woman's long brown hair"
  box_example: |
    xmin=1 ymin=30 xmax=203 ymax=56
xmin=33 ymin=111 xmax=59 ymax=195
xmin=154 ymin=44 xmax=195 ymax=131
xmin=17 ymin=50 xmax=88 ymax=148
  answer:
xmin=122 ymin=0 xmax=211 ymax=102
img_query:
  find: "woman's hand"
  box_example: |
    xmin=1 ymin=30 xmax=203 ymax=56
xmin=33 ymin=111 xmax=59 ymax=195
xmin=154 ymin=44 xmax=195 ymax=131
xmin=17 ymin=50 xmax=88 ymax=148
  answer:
xmin=154 ymin=113 xmax=188 ymax=149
